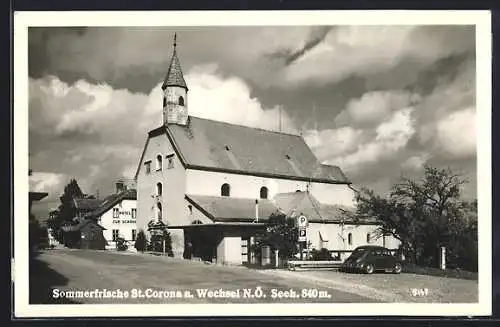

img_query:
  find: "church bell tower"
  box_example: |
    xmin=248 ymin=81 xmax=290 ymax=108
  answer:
xmin=162 ymin=33 xmax=188 ymax=126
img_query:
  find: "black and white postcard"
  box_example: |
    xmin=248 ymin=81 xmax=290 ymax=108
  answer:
xmin=14 ymin=10 xmax=492 ymax=317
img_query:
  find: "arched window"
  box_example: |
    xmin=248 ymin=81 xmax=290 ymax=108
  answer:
xmin=192 ymin=220 xmax=203 ymax=225
xmin=348 ymin=233 xmax=353 ymax=245
xmin=366 ymin=233 xmax=371 ymax=243
xmin=156 ymin=182 xmax=163 ymax=196
xmin=260 ymin=187 xmax=268 ymax=199
xmin=296 ymin=190 xmax=301 ymax=192
xmin=163 ymin=97 xmax=166 ymax=107
xmin=221 ymin=183 xmax=230 ymax=197
xmin=156 ymin=203 xmax=162 ymax=222
xmin=179 ymin=96 xmax=184 ymax=106
xmin=156 ymin=155 xmax=162 ymax=171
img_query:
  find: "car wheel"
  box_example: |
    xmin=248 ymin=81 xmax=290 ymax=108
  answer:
xmin=393 ymin=263 xmax=402 ymax=274
xmin=364 ymin=264 xmax=374 ymax=274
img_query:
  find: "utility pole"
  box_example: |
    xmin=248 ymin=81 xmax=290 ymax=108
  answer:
xmin=279 ymin=105 xmax=282 ymax=132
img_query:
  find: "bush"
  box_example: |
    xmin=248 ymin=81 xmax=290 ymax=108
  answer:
xmin=310 ymin=248 xmax=332 ymax=261
xmin=115 ymin=237 xmax=128 ymax=251
xmin=134 ymin=229 xmax=148 ymax=252
xmin=147 ymin=228 xmax=173 ymax=256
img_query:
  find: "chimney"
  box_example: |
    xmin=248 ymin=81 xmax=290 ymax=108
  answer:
xmin=116 ymin=180 xmax=125 ymax=194
xmin=255 ymin=199 xmax=259 ymax=223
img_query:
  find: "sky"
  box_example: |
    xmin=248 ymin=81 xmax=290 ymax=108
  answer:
xmin=27 ymin=25 xmax=477 ymax=219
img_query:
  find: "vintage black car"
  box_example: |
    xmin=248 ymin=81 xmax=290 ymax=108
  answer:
xmin=339 ymin=245 xmax=403 ymax=274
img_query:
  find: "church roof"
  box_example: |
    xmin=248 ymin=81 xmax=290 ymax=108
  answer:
xmin=273 ymin=191 xmax=360 ymax=223
xmin=140 ymin=117 xmax=350 ymax=184
xmin=161 ymin=48 xmax=188 ymax=90
xmin=185 ymin=194 xmax=278 ymax=223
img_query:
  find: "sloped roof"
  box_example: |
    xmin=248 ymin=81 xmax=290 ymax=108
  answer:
xmin=89 ymin=189 xmax=137 ymax=218
xmin=61 ymin=219 xmax=106 ymax=232
xmin=29 ymin=192 xmax=48 ymax=202
xmin=273 ymin=191 xmax=361 ymax=223
xmin=185 ymin=194 xmax=278 ymax=223
xmin=162 ymin=48 xmax=188 ymax=90
xmin=140 ymin=117 xmax=350 ymax=184
xmin=73 ymin=198 xmax=102 ymax=211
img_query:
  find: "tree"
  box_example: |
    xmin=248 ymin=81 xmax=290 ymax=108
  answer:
xmin=147 ymin=227 xmax=173 ymax=256
xmin=350 ymin=165 xmax=477 ymax=271
xmin=253 ymin=212 xmax=299 ymax=260
xmin=47 ymin=179 xmax=84 ymax=243
xmin=134 ymin=229 xmax=148 ymax=252
xmin=29 ymin=213 xmax=49 ymax=258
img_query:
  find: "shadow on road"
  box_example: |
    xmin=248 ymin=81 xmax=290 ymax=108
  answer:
xmin=29 ymin=255 xmax=80 ymax=304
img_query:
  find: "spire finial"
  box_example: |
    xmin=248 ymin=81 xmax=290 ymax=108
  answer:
xmin=173 ymin=32 xmax=177 ymax=49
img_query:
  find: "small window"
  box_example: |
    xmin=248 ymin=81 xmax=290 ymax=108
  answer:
xmin=260 ymin=186 xmax=268 ymax=199
xmin=221 ymin=183 xmax=230 ymax=197
xmin=113 ymin=208 xmax=119 ymax=218
xmin=188 ymin=205 xmax=193 ymax=214
xmin=348 ymin=233 xmax=353 ymax=245
xmin=192 ymin=220 xmax=203 ymax=225
xmin=285 ymin=154 xmax=291 ymax=160
xmin=156 ymin=155 xmax=162 ymax=171
xmin=167 ymin=157 xmax=174 ymax=169
xmin=132 ymin=229 xmax=137 ymax=241
xmin=131 ymin=208 xmax=137 ymax=219
xmin=163 ymin=97 xmax=166 ymax=107
xmin=156 ymin=182 xmax=163 ymax=196
xmin=145 ymin=161 xmax=151 ymax=174
xmin=112 ymin=229 xmax=119 ymax=241
xmin=179 ymin=96 xmax=185 ymax=106
xmin=366 ymin=233 xmax=371 ymax=243
xmin=296 ymin=190 xmax=301 ymax=192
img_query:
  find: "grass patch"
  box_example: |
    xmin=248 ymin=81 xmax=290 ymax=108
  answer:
xmin=403 ymin=263 xmax=478 ymax=280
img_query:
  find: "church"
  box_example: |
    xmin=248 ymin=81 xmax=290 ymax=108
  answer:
xmin=134 ymin=35 xmax=400 ymax=265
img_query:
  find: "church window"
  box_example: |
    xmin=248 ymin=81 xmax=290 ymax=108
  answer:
xmin=366 ymin=233 xmax=371 ymax=243
xmin=145 ymin=161 xmax=151 ymax=174
xmin=348 ymin=233 xmax=353 ymax=245
xmin=179 ymin=96 xmax=185 ymax=106
xmin=221 ymin=183 xmax=231 ymax=197
xmin=163 ymin=97 xmax=166 ymax=107
xmin=156 ymin=155 xmax=162 ymax=171
xmin=188 ymin=205 xmax=193 ymax=214
xmin=192 ymin=220 xmax=203 ymax=225
xmin=166 ymin=154 xmax=175 ymax=169
xmin=260 ymin=187 xmax=268 ymax=199
xmin=156 ymin=182 xmax=163 ymax=196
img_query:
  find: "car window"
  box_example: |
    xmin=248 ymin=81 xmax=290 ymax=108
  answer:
xmin=373 ymin=248 xmax=383 ymax=256
xmin=350 ymin=248 xmax=367 ymax=258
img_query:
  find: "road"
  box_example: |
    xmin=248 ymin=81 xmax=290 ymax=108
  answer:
xmin=30 ymin=249 xmax=376 ymax=304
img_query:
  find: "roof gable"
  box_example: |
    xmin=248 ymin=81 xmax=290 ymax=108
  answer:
xmin=73 ymin=198 xmax=102 ymax=211
xmin=89 ymin=189 xmax=137 ymax=218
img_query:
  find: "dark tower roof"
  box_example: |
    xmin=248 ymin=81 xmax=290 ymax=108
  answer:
xmin=162 ymin=33 xmax=188 ymax=91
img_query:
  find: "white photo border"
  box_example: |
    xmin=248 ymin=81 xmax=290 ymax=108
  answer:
xmin=13 ymin=10 xmax=492 ymax=318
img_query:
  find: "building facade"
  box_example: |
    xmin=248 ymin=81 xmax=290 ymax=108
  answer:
xmin=135 ymin=36 xmax=400 ymax=264
xmin=87 ymin=181 xmax=138 ymax=250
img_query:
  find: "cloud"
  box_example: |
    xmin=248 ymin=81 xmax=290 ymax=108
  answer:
xmin=435 ymin=108 xmax=476 ymax=158
xmin=329 ymin=108 xmax=416 ymax=171
xmin=334 ymin=90 xmax=420 ymax=128
xmin=29 ymin=26 xmax=474 ymax=92
xmin=29 ymin=66 xmax=293 ymax=217
xmin=281 ymin=25 xmax=474 ymax=88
